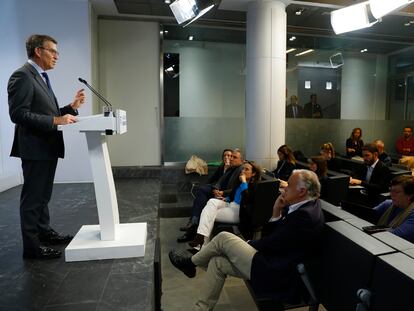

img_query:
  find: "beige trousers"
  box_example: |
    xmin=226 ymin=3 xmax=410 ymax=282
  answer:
xmin=191 ymin=231 xmax=258 ymax=311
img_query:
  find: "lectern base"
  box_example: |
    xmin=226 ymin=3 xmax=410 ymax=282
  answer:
xmin=65 ymin=223 xmax=147 ymax=262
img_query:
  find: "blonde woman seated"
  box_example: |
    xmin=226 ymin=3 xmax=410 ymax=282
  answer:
xmin=188 ymin=161 xmax=262 ymax=248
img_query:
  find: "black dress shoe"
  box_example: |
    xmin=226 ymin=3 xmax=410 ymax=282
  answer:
xmin=23 ymin=246 xmax=62 ymax=259
xmin=39 ymin=230 xmax=73 ymax=245
xmin=179 ymin=221 xmax=194 ymax=232
xmin=177 ymin=224 xmax=197 ymax=243
xmin=188 ymin=233 xmax=205 ymax=248
xmin=168 ymin=250 xmax=196 ymax=278
xmin=177 ymin=232 xmax=195 ymax=243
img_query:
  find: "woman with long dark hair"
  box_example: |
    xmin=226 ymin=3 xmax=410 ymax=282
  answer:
xmin=273 ymin=144 xmax=296 ymax=182
xmin=346 ymin=128 xmax=364 ymax=157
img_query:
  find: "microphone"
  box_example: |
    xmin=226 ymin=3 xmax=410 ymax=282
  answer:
xmin=78 ymin=77 xmax=113 ymax=111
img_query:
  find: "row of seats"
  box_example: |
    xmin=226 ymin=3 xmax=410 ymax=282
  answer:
xmin=243 ymin=199 xmax=414 ymax=310
xmin=315 ymin=201 xmax=414 ymax=311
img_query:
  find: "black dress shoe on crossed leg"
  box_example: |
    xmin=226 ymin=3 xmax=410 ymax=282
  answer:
xmin=169 ymin=250 xmax=196 ymax=278
xmin=39 ymin=229 xmax=73 ymax=245
xmin=23 ymin=246 xmax=62 ymax=259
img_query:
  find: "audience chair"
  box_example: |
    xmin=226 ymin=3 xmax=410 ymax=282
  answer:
xmin=245 ymin=262 xmax=319 ymax=311
xmin=212 ymin=179 xmax=280 ymax=239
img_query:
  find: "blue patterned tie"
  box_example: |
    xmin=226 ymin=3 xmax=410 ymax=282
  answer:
xmin=41 ymin=72 xmax=53 ymax=92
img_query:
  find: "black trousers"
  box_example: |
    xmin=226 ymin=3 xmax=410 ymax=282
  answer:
xmin=20 ymin=159 xmax=58 ymax=253
xmin=191 ymin=184 xmax=214 ymax=220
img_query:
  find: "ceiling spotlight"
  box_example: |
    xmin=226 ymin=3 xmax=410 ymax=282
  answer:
xmin=360 ymin=48 xmax=368 ymax=53
xmin=331 ymin=1 xmax=378 ymax=34
xmin=370 ymin=0 xmax=414 ymax=19
xmin=286 ymin=48 xmax=297 ymax=54
xmin=289 ymin=36 xmax=296 ymax=41
xmin=295 ymin=49 xmax=314 ymax=57
xmin=169 ymin=0 xmax=215 ymax=27
xmin=295 ymin=9 xmax=304 ymax=16
xmin=164 ymin=0 xmax=171 ymax=4
xmin=188 ymin=35 xmax=194 ymax=41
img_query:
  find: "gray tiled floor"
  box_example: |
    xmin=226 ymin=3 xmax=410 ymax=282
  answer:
xmin=160 ymin=218 xmax=326 ymax=311
xmin=0 ymin=179 xmax=158 ymax=311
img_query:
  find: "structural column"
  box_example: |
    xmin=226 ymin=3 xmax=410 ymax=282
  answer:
xmin=245 ymin=0 xmax=290 ymax=169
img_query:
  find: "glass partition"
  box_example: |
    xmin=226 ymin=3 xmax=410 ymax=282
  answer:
xmin=161 ymin=21 xmax=414 ymax=164
xmin=163 ymin=39 xmax=246 ymax=162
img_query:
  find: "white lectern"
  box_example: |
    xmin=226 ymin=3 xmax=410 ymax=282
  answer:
xmin=59 ymin=109 xmax=147 ymax=262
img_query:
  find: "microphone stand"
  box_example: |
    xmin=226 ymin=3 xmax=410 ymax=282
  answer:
xmin=78 ymin=78 xmax=113 ymax=116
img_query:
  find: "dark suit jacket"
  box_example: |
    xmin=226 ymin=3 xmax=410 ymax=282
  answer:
xmin=208 ymin=163 xmax=226 ymax=185
xmin=215 ymin=165 xmax=243 ymax=197
xmin=346 ymin=138 xmax=364 ymax=157
xmin=8 ymin=62 xmax=77 ymax=160
xmin=248 ymin=199 xmax=324 ymax=298
xmin=273 ymin=160 xmax=296 ymax=181
xmin=286 ymin=104 xmax=304 ymax=118
xmin=303 ymin=102 xmax=323 ymax=118
xmin=357 ymin=160 xmax=390 ymax=196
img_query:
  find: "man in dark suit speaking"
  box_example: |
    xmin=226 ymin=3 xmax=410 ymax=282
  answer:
xmin=8 ymin=34 xmax=85 ymax=259
xmin=169 ymin=169 xmax=325 ymax=310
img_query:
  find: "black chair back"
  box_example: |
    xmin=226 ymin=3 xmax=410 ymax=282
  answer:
xmin=250 ymin=179 xmax=280 ymax=229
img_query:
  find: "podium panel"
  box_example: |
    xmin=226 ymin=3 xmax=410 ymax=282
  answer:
xmin=60 ymin=110 xmax=146 ymax=261
xmin=65 ymin=223 xmax=147 ymax=262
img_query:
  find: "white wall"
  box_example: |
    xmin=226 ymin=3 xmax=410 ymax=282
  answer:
xmin=0 ymin=0 xmax=93 ymax=188
xmin=98 ymin=20 xmax=161 ymax=166
xmin=164 ymin=40 xmax=246 ymax=118
xmin=0 ymin=0 xmax=24 ymax=191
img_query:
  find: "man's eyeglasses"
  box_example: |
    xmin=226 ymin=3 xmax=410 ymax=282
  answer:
xmin=39 ymin=47 xmax=59 ymax=56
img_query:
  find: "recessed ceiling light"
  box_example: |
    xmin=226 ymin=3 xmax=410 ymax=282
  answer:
xmin=289 ymin=36 xmax=296 ymax=41
xmin=410 ymin=20 xmax=414 ymax=24
xmin=360 ymin=48 xmax=368 ymax=53
xmin=295 ymin=9 xmax=304 ymax=16
xmin=164 ymin=0 xmax=171 ymax=4
xmin=164 ymin=30 xmax=169 ymax=34
xmin=286 ymin=48 xmax=297 ymax=54
xmin=405 ymin=22 xmax=411 ymax=26
xmin=188 ymin=35 xmax=194 ymax=41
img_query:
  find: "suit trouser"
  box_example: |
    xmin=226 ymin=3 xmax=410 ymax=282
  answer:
xmin=191 ymin=231 xmax=257 ymax=311
xmin=20 ymin=159 xmax=57 ymax=253
xmin=197 ymin=199 xmax=239 ymax=242
xmin=191 ymin=185 xmax=214 ymax=221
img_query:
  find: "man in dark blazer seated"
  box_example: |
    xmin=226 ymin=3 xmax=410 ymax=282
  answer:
xmin=8 ymin=34 xmax=85 ymax=259
xmin=286 ymin=95 xmax=303 ymax=118
xmin=169 ymin=169 xmax=325 ymax=310
xmin=349 ymin=143 xmax=391 ymax=206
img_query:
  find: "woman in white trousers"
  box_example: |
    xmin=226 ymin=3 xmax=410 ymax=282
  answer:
xmin=189 ymin=161 xmax=261 ymax=247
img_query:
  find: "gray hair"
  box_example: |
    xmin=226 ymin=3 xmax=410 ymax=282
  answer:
xmin=233 ymin=148 xmax=244 ymax=161
xmin=293 ymin=169 xmax=321 ymax=199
